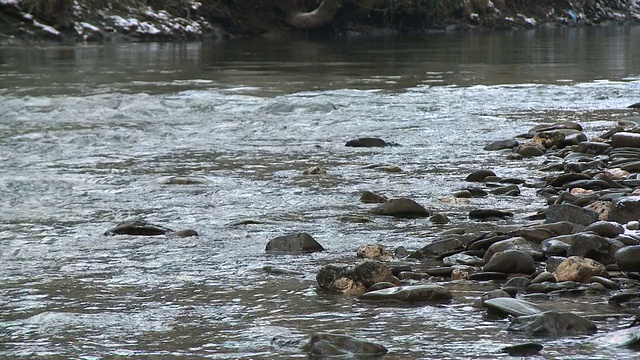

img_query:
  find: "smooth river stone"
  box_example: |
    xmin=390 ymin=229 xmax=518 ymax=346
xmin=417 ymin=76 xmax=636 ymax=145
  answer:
xmin=615 ymin=245 xmax=640 ymax=272
xmin=360 ymin=284 xmax=452 ymax=303
xmin=265 ymin=232 xmax=324 ymax=254
xmin=483 ymin=250 xmax=536 ymax=274
xmin=369 ymin=198 xmax=430 ymax=218
xmin=508 ymin=311 xmax=597 ymax=336
xmin=483 ymin=297 xmax=545 ymax=317
xmin=612 ymin=132 xmax=640 ymax=148
xmin=345 ymin=137 xmax=388 ymax=147
xmin=305 ymin=333 xmax=388 ymax=357
xmin=594 ymin=325 xmax=640 ymax=348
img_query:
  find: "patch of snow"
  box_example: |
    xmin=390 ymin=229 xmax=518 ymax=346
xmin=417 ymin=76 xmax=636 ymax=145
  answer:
xmin=81 ymin=22 xmax=100 ymax=32
xmin=21 ymin=12 xmax=33 ymax=20
xmin=137 ymin=22 xmax=160 ymax=35
xmin=33 ymin=20 xmax=61 ymax=36
xmin=191 ymin=1 xmax=201 ymax=11
xmin=0 ymin=0 xmax=19 ymax=5
xmin=487 ymin=1 xmax=494 ymax=9
xmin=517 ymin=14 xmax=536 ymax=26
xmin=505 ymin=17 xmax=514 ymax=22
xmin=470 ymin=13 xmax=479 ymax=21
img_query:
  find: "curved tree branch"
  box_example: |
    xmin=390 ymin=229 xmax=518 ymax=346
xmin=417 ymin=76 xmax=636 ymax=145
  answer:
xmin=285 ymin=0 xmax=343 ymax=30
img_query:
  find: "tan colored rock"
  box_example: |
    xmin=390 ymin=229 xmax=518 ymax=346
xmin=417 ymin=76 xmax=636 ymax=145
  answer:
xmin=553 ymin=256 xmax=607 ymax=283
xmin=584 ymin=200 xmax=611 ymax=221
xmin=356 ymin=244 xmax=391 ymax=261
xmin=605 ymin=168 xmax=630 ymax=180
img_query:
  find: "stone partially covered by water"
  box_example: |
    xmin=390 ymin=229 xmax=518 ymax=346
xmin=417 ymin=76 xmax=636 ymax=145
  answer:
xmin=482 ymin=297 xmax=545 ymax=317
xmin=265 ymin=233 xmax=325 ymax=254
xmin=360 ymin=284 xmax=452 ymax=303
xmin=508 ymin=311 xmax=597 ymax=336
xmin=305 ymin=332 xmax=388 ymax=358
xmin=104 ymin=220 xmax=174 ymax=236
xmin=369 ymin=198 xmax=430 ymax=218
xmin=316 ymin=261 xmax=399 ymax=295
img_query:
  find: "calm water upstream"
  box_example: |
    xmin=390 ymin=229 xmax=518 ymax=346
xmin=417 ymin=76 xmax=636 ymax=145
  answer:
xmin=1 ymin=26 xmax=640 ymax=359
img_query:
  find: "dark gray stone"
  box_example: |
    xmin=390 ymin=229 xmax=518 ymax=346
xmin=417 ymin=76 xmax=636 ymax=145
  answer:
xmin=360 ymin=190 xmax=388 ymax=203
xmin=104 ymin=220 xmax=173 ymax=236
xmin=584 ymin=221 xmax=625 ymax=238
xmin=612 ymin=132 xmax=640 ymax=148
xmin=484 ymin=250 xmax=536 ymax=274
xmin=465 ymin=169 xmax=496 ymax=182
xmin=345 ymin=137 xmax=387 ymax=147
xmin=370 ymin=198 xmax=430 ymax=218
xmin=615 ymin=245 xmax=640 ymax=272
xmin=484 ymin=139 xmax=519 ymax=151
xmin=502 ymin=343 xmax=543 ymax=356
xmin=508 ymin=311 xmax=597 ymax=336
xmin=483 ymin=297 xmax=545 ymax=317
xmin=266 ymin=233 xmax=324 ymax=254
xmin=469 ymin=209 xmax=513 ymax=220
xmin=545 ymin=203 xmax=599 ymax=226
xmin=305 ymin=333 xmax=387 ymax=357
xmin=567 ymin=233 xmax=624 ymax=265
xmin=609 ymin=196 xmax=640 ymax=224
xmin=360 ymin=284 xmax=452 ymax=303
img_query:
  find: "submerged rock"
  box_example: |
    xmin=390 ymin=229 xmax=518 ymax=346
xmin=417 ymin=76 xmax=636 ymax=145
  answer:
xmin=305 ymin=332 xmax=387 ymax=357
xmin=501 ymin=343 xmax=543 ymax=356
xmin=265 ymin=233 xmax=324 ymax=254
xmin=360 ymin=284 xmax=452 ymax=303
xmin=508 ymin=311 xmax=597 ymax=336
xmin=595 ymin=325 xmax=640 ymax=348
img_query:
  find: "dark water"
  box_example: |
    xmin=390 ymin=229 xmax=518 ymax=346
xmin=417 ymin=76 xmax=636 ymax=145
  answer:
xmin=1 ymin=26 xmax=640 ymax=359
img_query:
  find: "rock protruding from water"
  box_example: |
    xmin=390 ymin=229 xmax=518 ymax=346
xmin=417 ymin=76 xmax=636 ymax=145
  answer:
xmin=265 ymin=233 xmax=324 ymax=254
xmin=360 ymin=284 xmax=452 ymax=303
xmin=465 ymin=169 xmax=496 ymax=182
xmin=482 ymin=297 xmax=545 ymax=317
xmin=360 ymin=190 xmax=388 ymax=203
xmin=508 ymin=311 xmax=597 ymax=336
xmin=104 ymin=220 xmax=174 ymax=236
xmin=483 ymin=250 xmax=536 ymax=274
xmin=345 ymin=137 xmax=388 ymax=147
xmin=305 ymin=332 xmax=387 ymax=358
xmin=316 ymin=261 xmax=399 ymax=295
xmin=501 ymin=343 xmax=543 ymax=356
xmin=596 ymin=325 xmax=640 ymax=348
xmin=615 ymin=245 xmax=640 ymax=272
xmin=369 ymin=198 xmax=430 ymax=218
xmin=609 ymin=196 xmax=640 ymax=224
xmin=545 ymin=203 xmax=599 ymax=226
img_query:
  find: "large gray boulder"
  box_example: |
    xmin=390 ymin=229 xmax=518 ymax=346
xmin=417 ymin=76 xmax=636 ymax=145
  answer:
xmin=265 ymin=233 xmax=324 ymax=254
xmin=360 ymin=284 xmax=452 ymax=303
xmin=546 ymin=203 xmax=599 ymax=226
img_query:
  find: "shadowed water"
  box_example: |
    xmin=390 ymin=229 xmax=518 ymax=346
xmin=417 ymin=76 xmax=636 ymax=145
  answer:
xmin=1 ymin=26 xmax=640 ymax=359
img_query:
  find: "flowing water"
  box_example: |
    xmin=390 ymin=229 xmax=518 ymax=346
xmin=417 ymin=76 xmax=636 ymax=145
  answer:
xmin=1 ymin=26 xmax=640 ymax=359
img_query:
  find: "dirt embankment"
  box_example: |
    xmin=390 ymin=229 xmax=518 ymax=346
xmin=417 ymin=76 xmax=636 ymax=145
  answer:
xmin=0 ymin=0 xmax=639 ymax=44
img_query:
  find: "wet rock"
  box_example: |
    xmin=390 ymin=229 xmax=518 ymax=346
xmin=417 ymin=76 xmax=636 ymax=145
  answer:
xmin=567 ymin=233 xmax=623 ymax=265
xmin=531 ymin=271 xmax=557 ymax=283
xmin=588 ymin=276 xmax=619 ymax=290
xmin=266 ymin=233 xmax=324 ymax=254
xmin=369 ymin=198 xmax=430 ymax=218
xmin=469 ymin=209 xmax=513 ymax=220
xmin=529 ymin=121 xmax=582 ymax=134
xmin=360 ymin=190 xmax=389 ymax=203
xmin=465 ymin=169 xmax=496 ymax=182
xmin=168 ymin=229 xmax=199 ymax=238
xmin=263 ymin=266 xmax=304 ymax=276
xmin=546 ymin=203 xmax=599 ymax=226
xmin=397 ymin=271 xmax=431 ymax=281
xmin=484 ymin=139 xmax=519 ymax=151
xmin=501 ymin=343 xmax=543 ymax=356
xmin=608 ymin=291 xmax=640 ymax=305
xmin=356 ymin=244 xmax=391 ymax=261
xmin=443 ymin=252 xmax=484 ymax=266
xmin=303 ymin=166 xmax=327 ymax=175
xmin=533 ymin=130 xmax=566 ymax=149
xmin=526 ymin=281 xmax=577 ymax=294
xmin=316 ymin=261 xmax=399 ymax=295
xmin=483 ymin=297 xmax=545 ymax=317
xmin=596 ymin=325 xmax=640 ymax=348
xmin=553 ymin=256 xmax=608 ymax=282
xmin=455 ymin=187 xmax=488 ymax=198
xmin=429 ymin=213 xmax=450 ymax=224
xmin=561 ymin=132 xmax=588 ymax=147
xmin=629 ymin=102 xmax=640 ymax=109
xmin=410 ymin=237 xmax=465 ymax=259
xmin=367 ymin=282 xmax=398 ymax=292
xmin=490 ymin=184 xmax=520 ymax=196
xmin=159 ymin=176 xmax=206 ymax=185
xmin=104 ymin=220 xmax=173 ymax=236
xmin=345 ymin=137 xmax=388 ymax=147
xmin=612 ymin=132 xmax=640 ymax=148
xmin=503 ymin=277 xmax=532 ymax=291
xmin=541 ymin=238 xmax=571 ymax=256
xmin=467 ymin=234 xmax=513 ymax=251
xmin=451 ymin=267 xmax=474 ymax=280
xmin=425 ymin=267 xmax=455 ymax=277
xmin=469 ymin=272 xmax=508 ymax=281
xmin=474 ymin=289 xmax=513 ymax=308
xmin=576 ymin=141 xmax=611 ymax=155
xmin=508 ymin=311 xmax=597 ymax=336
xmin=545 ymin=256 xmax=567 ymax=273
xmin=305 ymin=332 xmax=387 ymax=357
xmin=483 ymin=237 xmax=541 ymax=263
xmin=517 ymin=145 xmax=545 ymax=157
xmin=609 ymin=196 xmax=640 ymax=224
xmin=484 ymin=250 xmax=536 ymax=274
xmin=615 ymin=245 xmax=640 ymax=272
xmin=360 ymin=284 xmax=452 ymax=303
xmin=583 ymin=221 xmax=625 ymax=238
xmin=547 ymin=173 xmax=592 ymax=188
xmin=228 ymin=219 xmax=266 ymax=226
xmin=377 ymin=164 xmax=402 ymax=173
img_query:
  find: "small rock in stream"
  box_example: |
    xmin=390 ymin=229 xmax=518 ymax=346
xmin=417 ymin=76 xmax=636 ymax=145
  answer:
xmin=305 ymin=332 xmax=388 ymax=357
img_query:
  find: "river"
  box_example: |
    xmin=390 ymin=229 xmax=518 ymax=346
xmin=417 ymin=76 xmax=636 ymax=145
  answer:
xmin=1 ymin=26 xmax=640 ymax=359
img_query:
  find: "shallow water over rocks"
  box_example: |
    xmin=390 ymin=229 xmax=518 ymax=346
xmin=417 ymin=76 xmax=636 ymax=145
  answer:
xmin=2 ymin=27 xmax=640 ymax=359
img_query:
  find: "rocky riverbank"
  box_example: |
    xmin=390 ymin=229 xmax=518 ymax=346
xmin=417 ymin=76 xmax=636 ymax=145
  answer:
xmin=1 ymin=0 xmax=639 ymax=44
